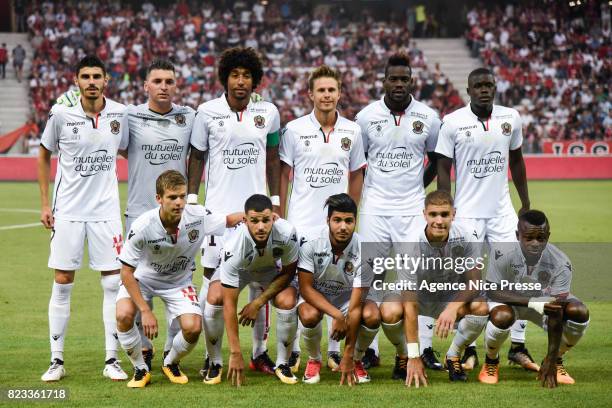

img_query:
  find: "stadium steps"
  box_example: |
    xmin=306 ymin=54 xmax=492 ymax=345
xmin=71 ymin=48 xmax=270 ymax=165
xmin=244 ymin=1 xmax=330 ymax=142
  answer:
xmin=0 ymin=33 xmax=32 ymax=147
xmin=416 ymin=39 xmax=481 ymax=103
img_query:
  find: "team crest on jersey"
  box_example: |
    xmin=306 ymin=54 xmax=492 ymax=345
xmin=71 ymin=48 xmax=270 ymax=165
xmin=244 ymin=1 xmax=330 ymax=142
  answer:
xmin=451 ymin=245 xmax=465 ymax=258
xmin=340 ymin=137 xmax=351 ymax=151
xmin=344 ymin=261 xmax=354 ymax=276
xmin=538 ymin=270 xmax=551 ymax=286
xmin=501 ymin=122 xmax=512 ymax=136
xmin=175 ymin=113 xmax=186 ymax=127
xmin=110 ymin=120 xmax=120 ymax=134
xmin=254 ymin=115 xmax=266 ymax=129
xmin=412 ymin=120 xmax=424 ymax=134
xmin=273 ymin=247 xmax=284 ymax=258
xmin=188 ymin=229 xmax=199 ymax=243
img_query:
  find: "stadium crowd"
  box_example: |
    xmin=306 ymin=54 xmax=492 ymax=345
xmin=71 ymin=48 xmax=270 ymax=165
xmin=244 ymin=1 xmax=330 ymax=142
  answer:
xmin=24 ymin=0 xmax=461 ymax=151
xmin=465 ymin=1 xmax=611 ymax=152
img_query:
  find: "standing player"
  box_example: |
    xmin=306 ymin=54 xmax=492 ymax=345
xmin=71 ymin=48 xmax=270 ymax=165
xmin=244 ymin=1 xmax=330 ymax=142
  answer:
xmin=279 ymin=65 xmax=366 ymax=371
xmin=115 ymin=170 xmax=242 ymax=387
xmin=188 ymin=47 xmax=281 ymax=376
xmin=38 ymin=55 xmax=127 ymax=382
xmin=298 ymin=194 xmax=379 ymax=385
xmin=206 ymin=195 xmax=299 ymax=386
xmin=436 ymin=68 xmax=533 ymax=371
xmin=354 ymin=52 xmax=440 ymax=375
xmin=481 ymin=210 xmax=589 ymax=387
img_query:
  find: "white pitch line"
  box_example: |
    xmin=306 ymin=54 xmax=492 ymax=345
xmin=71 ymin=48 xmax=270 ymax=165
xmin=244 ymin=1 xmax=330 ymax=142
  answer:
xmin=0 ymin=222 xmax=42 ymax=231
xmin=0 ymin=208 xmax=39 ymax=214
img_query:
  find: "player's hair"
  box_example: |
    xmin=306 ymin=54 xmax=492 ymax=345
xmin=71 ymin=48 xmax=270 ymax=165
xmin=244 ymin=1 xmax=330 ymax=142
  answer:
xmin=519 ymin=210 xmax=549 ymax=227
xmin=468 ymin=67 xmax=494 ymax=84
xmin=244 ymin=194 xmax=272 ymax=213
xmin=325 ymin=193 xmax=357 ymax=218
xmin=384 ymin=52 xmax=411 ymax=77
xmin=308 ymin=65 xmax=342 ymax=91
xmin=156 ymin=170 xmax=186 ymax=196
xmin=147 ymin=58 xmax=175 ymax=77
xmin=425 ymin=190 xmax=454 ymax=207
xmin=218 ymin=47 xmax=263 ymax=90
xmin=75 ymin=55 xmax=106 ymax=77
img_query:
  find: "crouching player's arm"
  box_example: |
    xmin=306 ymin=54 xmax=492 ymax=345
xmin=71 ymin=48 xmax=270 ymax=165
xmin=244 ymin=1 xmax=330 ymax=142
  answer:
xmin=339 ymin=287 xmax=367 ymax=386
xmin=222 ymin=283 xmax=244 ymax=386
xmin=402 ymin=290 xmax=428 ymax=388
xmin=120 ymin=263 xmax=158 ymax=339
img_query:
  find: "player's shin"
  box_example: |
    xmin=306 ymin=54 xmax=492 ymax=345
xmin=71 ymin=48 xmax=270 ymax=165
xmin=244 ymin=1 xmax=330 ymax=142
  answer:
xmin=448 ymin=315 xmax=487 ymax=358
xmin=510 ymin=319 xmax=527 ymax=344
xmin=559 ymin=319 xmax=589 ymax=356
xmin=275 ymin=307 xmax=298 ymax=366
xmin=355 ymin=325 xmax=379 ymax=360
xmin=164 ymin=318 xmax=180 ymax=353
xmin=326 ymin=315 xmax=341 ymax=353
xmin=418 ymin=315 xmax=435 ymax=353
xmin=484 ymin=321 xmax=510 ymax=359
xmin=118 ymin=325 xmax=147 ymax=371
xmin=301 ymin=321 xmax=323 ymax=361
xmin=48 ymin=282 xmax=73 ymax=361
xmin=382 ymin=321 xmax=407 ymax=355
xmin=203 ymin=302 xmax=224 ymax=365
xmin=250 ymin=286 xmax=270 ymax=358
xmin=163 ymin=330 xmax=199 ymax=366
xmin=101 ymin=274 xmax=121 ymax=361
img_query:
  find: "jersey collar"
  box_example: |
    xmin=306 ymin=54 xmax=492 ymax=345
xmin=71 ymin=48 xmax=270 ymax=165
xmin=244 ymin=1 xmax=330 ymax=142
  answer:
xmin=309 ymin=109 xmax=340 ymax=130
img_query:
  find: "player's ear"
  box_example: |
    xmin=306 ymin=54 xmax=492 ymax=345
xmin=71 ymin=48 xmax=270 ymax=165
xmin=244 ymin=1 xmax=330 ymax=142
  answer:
xmin=143 ymin=79 xmax=149 ymax=93
xmin=308 ymin=89 xmax=314 ymax=103
xmin=155 ymin=194 xmax=162 ymax=205
xmin=73 ymin=75 xmax=78 ymax=87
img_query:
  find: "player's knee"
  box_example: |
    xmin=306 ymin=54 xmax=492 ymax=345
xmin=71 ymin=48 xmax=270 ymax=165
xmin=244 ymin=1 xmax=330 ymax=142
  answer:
xmin=116 ymin=307 xmax=135 ymax=330
xmin=489 ymin=305 xmax=515 ymax=329
xmin=361 ymin=302 xmax=381 ymax=329
xmin=564 ymin=301 xmax=589 ymax=323
xmin=273 ymin=292 xmax=296 ymax=310
xmin=54 ymin=270 xmax=74 ymax=284
xmin=380 ymin=302 xmax=403 ymax=324
xmin=181 ymin=320 xmax=202 ymax=342
xmin=206 ymin=282 xmax=223 ymax=306
xmin=470 ymin=301 xmax=489 ymax=316
xmin=298 ymin=304 xmax=321 ymax=328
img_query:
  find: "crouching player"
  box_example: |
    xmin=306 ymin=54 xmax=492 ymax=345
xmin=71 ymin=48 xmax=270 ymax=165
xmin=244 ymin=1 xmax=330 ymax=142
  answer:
xmin=115 ymin=170 xmax=242 ymax=388
xmin=205 ymin=194 xmax=299 ymax=386
xmin=397 ymin=190 xmax=489 ymax=386
xmin=298 ymin=193 xmax=380 ymax=385
xmin=481 ymin=210 xmax=589 ymax=387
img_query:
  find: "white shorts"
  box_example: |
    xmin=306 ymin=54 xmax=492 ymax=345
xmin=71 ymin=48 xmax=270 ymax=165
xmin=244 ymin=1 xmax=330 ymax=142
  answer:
xmin=48 ymin=219 xmax=123 ymax=271
xmin=117 ymin=281 xmax=202 ymax=321
xmin=201 ymin=228 xmax=232 ymax=269
xmin=456 ymin=213 xmax=518 ymax=243
xmin=211 ymin=268 xmax=298 ymax=292
xmin=358 ymin=213 xmax=426 ymax=245
xmin=124 ymin=215 xmax=139 ymax=236
xmin=297 ymin=295 xmax=351 ymax=316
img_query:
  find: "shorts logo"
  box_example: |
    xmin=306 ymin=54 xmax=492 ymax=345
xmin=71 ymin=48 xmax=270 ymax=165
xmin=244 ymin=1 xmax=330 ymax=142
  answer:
xmin=112 ymin=234 xmax=123 ymax=255
xmin=340 ymin=137 xmax=351 ymax=151
xmin=254 ymin=115 xmax=265 ymax=129
xmin=175 ymin=113 xmax=186 ymax=127
xmin=501 ymin=122 xmax=512 ymax=136
xmin=181 ymin=286 xmax=198 ymax=303
xmin=128 ymin=230 xmax=135 ymax=240
xmin=110 ymin=120 xmax=121 ymax=135
xmin=273 ymin=247 xmax=284 ymax=258
xmin=344 ymin=261 xmax=354 ymax=276
xmin=412 ymin=120 xmax=424 ymax=134
xmin=188 ymin=229 xmax=199 ymax=243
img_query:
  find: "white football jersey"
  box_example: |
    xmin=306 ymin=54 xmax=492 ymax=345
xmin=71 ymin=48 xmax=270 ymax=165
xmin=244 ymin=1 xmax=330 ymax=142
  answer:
xmin=120 ymin=205 xmax=226 ymax=289
xmin=486 ymin=242 xmax=572 ymax=297
xmin=219 ymin=218 xmax=299 ymax=288
xmin=279 ymin=111 xmax=366 ymax=231
xmin=123 ymin=103 xmax=196 ymax=217
xmin=435 ymin=104 xmax=523 ymax=219
xmin=298 ymin=227 xmax=371 ymax=301
xmin=191 ymin=95 xmax=280 ymax=213
xmin=41 ymin=98 xmax=126 ymax=221
xmin=356 ymin=96 xmax=440 ymax=215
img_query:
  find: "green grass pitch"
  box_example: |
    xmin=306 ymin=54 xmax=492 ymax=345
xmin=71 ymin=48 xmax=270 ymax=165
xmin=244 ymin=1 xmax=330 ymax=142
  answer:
xmin=0 ymin=181 xmax=611 ymax=407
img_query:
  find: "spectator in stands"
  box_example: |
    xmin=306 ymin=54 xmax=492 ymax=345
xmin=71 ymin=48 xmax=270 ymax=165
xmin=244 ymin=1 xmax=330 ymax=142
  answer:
xmin=0 ymin=43 xmax=7 ymax=79
xmin=12 ymin=44 xmax=26 ymax=82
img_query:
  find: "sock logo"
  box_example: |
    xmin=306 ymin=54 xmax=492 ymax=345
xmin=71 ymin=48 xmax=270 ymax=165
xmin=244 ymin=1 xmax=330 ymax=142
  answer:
xmin=426 ymin=324 xmax=434 ymax=330
xmin=519 ymin=323 xmax=526 ymax=329
xmin=210 ymin=338 xmax=218 ymax=345
xmin=52 ymin=335 xmax=60 ymax=341
xmin=113 ymin=333 xmax=119 ymax=340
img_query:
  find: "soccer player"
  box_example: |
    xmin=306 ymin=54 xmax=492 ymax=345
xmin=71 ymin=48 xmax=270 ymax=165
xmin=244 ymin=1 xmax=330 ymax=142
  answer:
xmin=354 ymin=52 xmax=440 ymax=375
xmin=436 ymin=67 xmax=533 ymax=371
xmin=188 ymin=47 xmax=282 ymax=377
xmin=38 ymin=55 xmax=128 ymax=382
xmin=205 ymin=194 xmax=299 ymax=386
xmin=116 ymin=170 xmax=242 ymax=387
xmin=279 ymin=64 xmax=366 ymax=370
xmin=394 ymin=190 xmax=488 ymax=384
xmin=481 ymin=210 xmax=589 ymax=387
xmin=298 ymin=194 xmax=379 ymax=385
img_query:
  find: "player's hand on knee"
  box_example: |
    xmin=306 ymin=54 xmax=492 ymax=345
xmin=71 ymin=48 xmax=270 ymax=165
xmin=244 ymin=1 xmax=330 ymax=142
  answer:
xmin=406 ymin=357 xmax=428 ymax=388
xmin=141 ymin=310 xmax=158 ymax=340
xmin=435 ymin=309 xmax=457 ymax=339
xmin=40 ymin=206 xmax=54 ymax=229
xmin=339 ymin=355 xmax=355 ymax=386
xmin=228 ymin=351 xmax=245 ymax=387
xmin=331 ymin=317 xmax=348 ymax=341
xmin=537 ymin=356 xmax=558 ymax=388
xmin=238 ymin=302 xmax=260 ymax=327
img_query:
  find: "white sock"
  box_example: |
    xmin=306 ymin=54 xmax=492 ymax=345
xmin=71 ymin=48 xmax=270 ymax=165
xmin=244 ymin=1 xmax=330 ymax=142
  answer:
xmin=382 ymin=321 xmax=406 ymax=355
xmin=292 ymin=323 xmax=302 ymax=353
xmin=199 ymin=278 xmax=210 ymax=359
xmin=136 ymin=299 xmax=154 ymax=351
xmin=370 ymin=333 xmax=380 ymax=355
xmin=163 ymin=330 xmax=198 ymax=365
xmin=484 ymin=321 xmax=510 ymax=360
xmin=275 ymin=307 xmax=298 ymax=366
xmin=203 ymin=302 xmax=224 ymax=366
xmin=418 ymin=315 xmax=435 ymax=353
xmin=301 ymin=321 xmax=322 ymax=361
xmin=510 ymin=319 xmax=527 ymax=343
xmin=447 ymin=315 xmax=487 ymax=358
xmin=101 ymin=275 xmax=121 ymax=361
xmin=118 ymin=325 xmax=147 ymax=371
xmin=164 ymin=318 xmax=180 ymax=353
xmin=250 ymin=286 xmax=270 ymax=358
xmin=326 ymin=315 xmax=340 ymax=353
xmin=355 ymin=325 xmax=379 ymax=360
xmin=48 ymin=282 xmax=73 ymax=361
xmin=559 ymin=319 xmax=589 ymax=356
